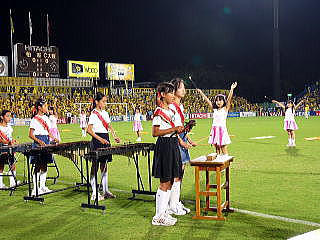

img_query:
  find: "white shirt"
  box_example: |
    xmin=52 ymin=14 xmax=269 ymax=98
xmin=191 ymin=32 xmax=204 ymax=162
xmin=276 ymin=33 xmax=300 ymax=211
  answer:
xmin=152 ymin=107 xmax=178 ymax=137
xmin=284 ymin=108 xmax=295 ymax=121
xmin=49 ymin=115 xmax=58 ymax=129
xmin=88 ymin=109 xmax=111 ymax=133
xmin=0 ymin=125 xmax=13 ymax=143
xmin=211 ymin=108 xmax=228 ymax=127
xmin=30 ymin=115 xmax=51 ymax=135
xmin=169 ymin=103 xmax=184 ymax=127
xmin=134 ymin=113 xmax=141 ymax=121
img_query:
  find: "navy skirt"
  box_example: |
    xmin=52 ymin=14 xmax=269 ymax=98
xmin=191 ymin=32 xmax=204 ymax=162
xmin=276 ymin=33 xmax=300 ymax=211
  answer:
xmin=91 ymin=133 xmax=112 ymax=163
xmin=30 ymin=135 xmax=54 ymax=164
xmin=152 ymin=137 xmax=182 ymax=181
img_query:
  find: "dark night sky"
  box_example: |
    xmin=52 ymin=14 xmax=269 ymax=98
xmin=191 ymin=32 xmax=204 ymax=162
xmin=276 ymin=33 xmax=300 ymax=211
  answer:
xmin=1 ymin=0 xmax=320 ymax=101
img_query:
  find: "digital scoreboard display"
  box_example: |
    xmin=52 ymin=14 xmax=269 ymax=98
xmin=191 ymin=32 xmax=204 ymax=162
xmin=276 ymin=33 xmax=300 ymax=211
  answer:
xmin=14 ymin=43 xmax=59 ymax=78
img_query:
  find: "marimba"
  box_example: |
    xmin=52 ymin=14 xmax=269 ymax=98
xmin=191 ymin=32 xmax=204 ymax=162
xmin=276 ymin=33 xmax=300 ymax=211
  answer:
xmin=190 ymin=154 xmax=234 ymax=220
xmin=81 ymin=143 xmax=155 ymax=212
xmin=23 ymin=141 xmax=91 ymax=203
xmin=0 ymin=143 xmax=33 ymax=193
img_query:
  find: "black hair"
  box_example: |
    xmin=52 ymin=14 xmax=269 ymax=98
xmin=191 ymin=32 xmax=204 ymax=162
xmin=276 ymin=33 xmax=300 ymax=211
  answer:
xmin=170 ymin=78 xmax=184 ymax=93
xmin=156 ymin=82 xmax=174 ymax=107
xmin=91 ymin=92 xmax=106 ymax=111
xmin=0 ymin=110 xmax=11 ymax=123
xmin=212 ymin=94 xmax=227 ymax=109
xmin=285 ymin=100 xmax=295 ymax=113
xmin=32 ymin=98 xmax=46 ymax=118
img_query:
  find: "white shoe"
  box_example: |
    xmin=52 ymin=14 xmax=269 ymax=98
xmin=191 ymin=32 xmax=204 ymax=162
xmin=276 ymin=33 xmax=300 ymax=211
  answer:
xmin=291 ymin=143 xmax=296 ymax=147
xmin=136 ymin=137 xmax=141 ymax=142
xmin=164 ymin=212 xmax=177 ymax=223
xmin=10 ymin=180 xmax=21 ymax=188
xmin=286 ymin=143 xmax=292 ymax=147
xmin=177 ymin=201 xmax=191 ymax=214
xmin=152 ymin=214 xmax=176 ymax=226
xmin=167 ymin=206 xmax=187 ymax=216
xmin=31 ymin=188 xmax=44 ymax=196
xmin=40 ymin=186 xmax=52 ymax=193
xmin=91 ymin=192 xmax=104 ymax=201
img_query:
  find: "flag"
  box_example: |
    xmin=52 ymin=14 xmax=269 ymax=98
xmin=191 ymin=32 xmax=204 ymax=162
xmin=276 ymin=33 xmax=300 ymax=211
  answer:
xmin=47 ymin=14 xmax=50 ymax=36
xmin=29 ymin=11 xmax=32 ymax=35
xmin=10 ymin=9 xmax=14 ymax=34
xmin=47 ymin=14 xmax=50 ymax=46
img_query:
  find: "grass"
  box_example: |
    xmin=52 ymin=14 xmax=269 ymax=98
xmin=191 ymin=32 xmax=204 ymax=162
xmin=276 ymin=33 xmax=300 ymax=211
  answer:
xmin=0 ymin=116 xmax=319 ymax=240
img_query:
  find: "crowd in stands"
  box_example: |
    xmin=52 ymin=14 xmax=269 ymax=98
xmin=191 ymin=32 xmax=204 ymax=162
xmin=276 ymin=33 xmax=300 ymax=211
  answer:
xmin=2 ymin=85 xmax=317 ymax=120
xmin=303 ymin=85 xmax=320 ymax=111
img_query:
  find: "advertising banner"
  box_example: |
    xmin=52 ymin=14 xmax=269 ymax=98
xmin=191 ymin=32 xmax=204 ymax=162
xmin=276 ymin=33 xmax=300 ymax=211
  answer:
xmin=105 ymin=63 xmax=134 ymax=81
xmin=68 ymin=60 xmax=99 ymax=78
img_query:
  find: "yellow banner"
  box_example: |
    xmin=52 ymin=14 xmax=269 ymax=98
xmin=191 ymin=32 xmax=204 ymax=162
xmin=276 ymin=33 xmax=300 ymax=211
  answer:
xmin=68 ymin=60 xmax=99 ymax=78
xmin=106 ymin=63 xmax=134 ymax=81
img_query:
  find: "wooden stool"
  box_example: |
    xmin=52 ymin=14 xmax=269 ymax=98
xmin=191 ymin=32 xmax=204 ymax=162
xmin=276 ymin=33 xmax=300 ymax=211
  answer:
xmin=190 ymin=155 xmax=234 ymax=220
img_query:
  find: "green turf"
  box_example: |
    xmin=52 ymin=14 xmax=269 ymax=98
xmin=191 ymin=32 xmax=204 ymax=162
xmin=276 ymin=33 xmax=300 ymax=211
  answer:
xmin=0 ymin=116 xmax=319 ymax=240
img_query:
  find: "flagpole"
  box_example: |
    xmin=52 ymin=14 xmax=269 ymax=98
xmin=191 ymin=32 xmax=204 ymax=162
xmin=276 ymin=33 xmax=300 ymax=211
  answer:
xmin=47 ymin=14 xmax=49 ymax=46
xmin=10 ymin=9 xmax=14 ymax=77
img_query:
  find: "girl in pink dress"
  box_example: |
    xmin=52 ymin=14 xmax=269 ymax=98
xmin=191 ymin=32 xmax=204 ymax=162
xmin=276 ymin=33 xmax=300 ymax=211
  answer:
xmin=272 ymin=99 xmax=305 ymax=147
xmin=132 ymin=105 xmax=143 ymax=142
xmin=48 ymin=105 xmax=61 ymax=143
xmin=197 ymin=82 xmax=237 ymax=160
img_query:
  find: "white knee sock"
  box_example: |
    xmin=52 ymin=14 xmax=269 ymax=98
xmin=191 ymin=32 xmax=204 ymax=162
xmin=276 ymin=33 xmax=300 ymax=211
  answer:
xmin=167 ymin=189 xmax=172 ymax=210
xmin=169 ymin=181 xmax=181 ymax=210
xmin=102 ymin=170 xmax=109 ymax=193
xmin=90 ymin=176 xmax=97 ymax=195
xmin=9 ymin=170 xmax=16 ymax=186
xmin=0 ymin=172 xmax=3 ymax=186
xmin=39 ymin=171 xmax=47 ymax=188
xmin=288 ymin=138 xmax=292 ymax=144
xmin=156 ymin=188 xmax=170 ymax=217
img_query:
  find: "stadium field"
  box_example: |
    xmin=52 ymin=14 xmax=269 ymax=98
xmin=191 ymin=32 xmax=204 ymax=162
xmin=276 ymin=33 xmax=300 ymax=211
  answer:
xmin=0 ymin=116 xmax=319 ymax=240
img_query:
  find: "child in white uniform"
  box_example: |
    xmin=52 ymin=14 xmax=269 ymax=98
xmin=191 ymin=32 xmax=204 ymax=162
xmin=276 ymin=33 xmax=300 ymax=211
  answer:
xmin=152 ymin=82 xmax=184 ymax=226
xmin=87 ymin=92 xmax=121 ymax=201
xmin=0 ymin=110 xmax=19 ymax=188
xmin=80 ymin=110 xmax=88 ymax=137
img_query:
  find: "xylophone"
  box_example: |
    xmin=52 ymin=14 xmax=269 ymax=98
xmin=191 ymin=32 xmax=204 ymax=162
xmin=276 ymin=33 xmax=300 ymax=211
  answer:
xmin=0 ymin=142 xmax=33 ymax=154
xmin=24 ymin=141 xmax=91 ymax=203
xmin=0 ymin=143 xmax=33 ymax=194
xmin=85 ymin=142 xmax=155 ymax=159
xmin=82 ymin=142 xmax=155 ymax=212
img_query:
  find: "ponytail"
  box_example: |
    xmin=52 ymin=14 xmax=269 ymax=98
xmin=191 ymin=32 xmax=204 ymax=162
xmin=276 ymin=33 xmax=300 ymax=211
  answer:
xmin=91 ymin=92 xmax=106 ymax=111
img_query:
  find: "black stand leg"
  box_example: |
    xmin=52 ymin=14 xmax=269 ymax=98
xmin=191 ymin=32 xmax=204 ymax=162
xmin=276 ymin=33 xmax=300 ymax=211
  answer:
xmin=81 ymin=157 xmax=105 ymax=212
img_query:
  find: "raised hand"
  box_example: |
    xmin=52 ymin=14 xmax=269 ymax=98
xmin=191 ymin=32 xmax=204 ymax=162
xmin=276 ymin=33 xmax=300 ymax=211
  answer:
xmin=231 ymin=82 xmax=237 ymax=90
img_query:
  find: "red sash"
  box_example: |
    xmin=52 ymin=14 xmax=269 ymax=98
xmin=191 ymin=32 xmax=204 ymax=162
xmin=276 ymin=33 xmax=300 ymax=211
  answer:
xmin=0 ymin=130 xmax=10 ymax=142
xmin=153 ymin=108 xmax=175 ymax=127
xmin=92 ymin=110 xmax=109 ymax=130
xmin=34 ymin=115 xmax=50 ymax=132
xmin=172 ymin=102 xmax=185 ymax=124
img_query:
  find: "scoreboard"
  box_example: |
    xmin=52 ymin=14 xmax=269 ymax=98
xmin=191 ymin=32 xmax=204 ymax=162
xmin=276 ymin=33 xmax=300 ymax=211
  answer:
xmin=14 ymin=43 xmax=59 ymax=78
